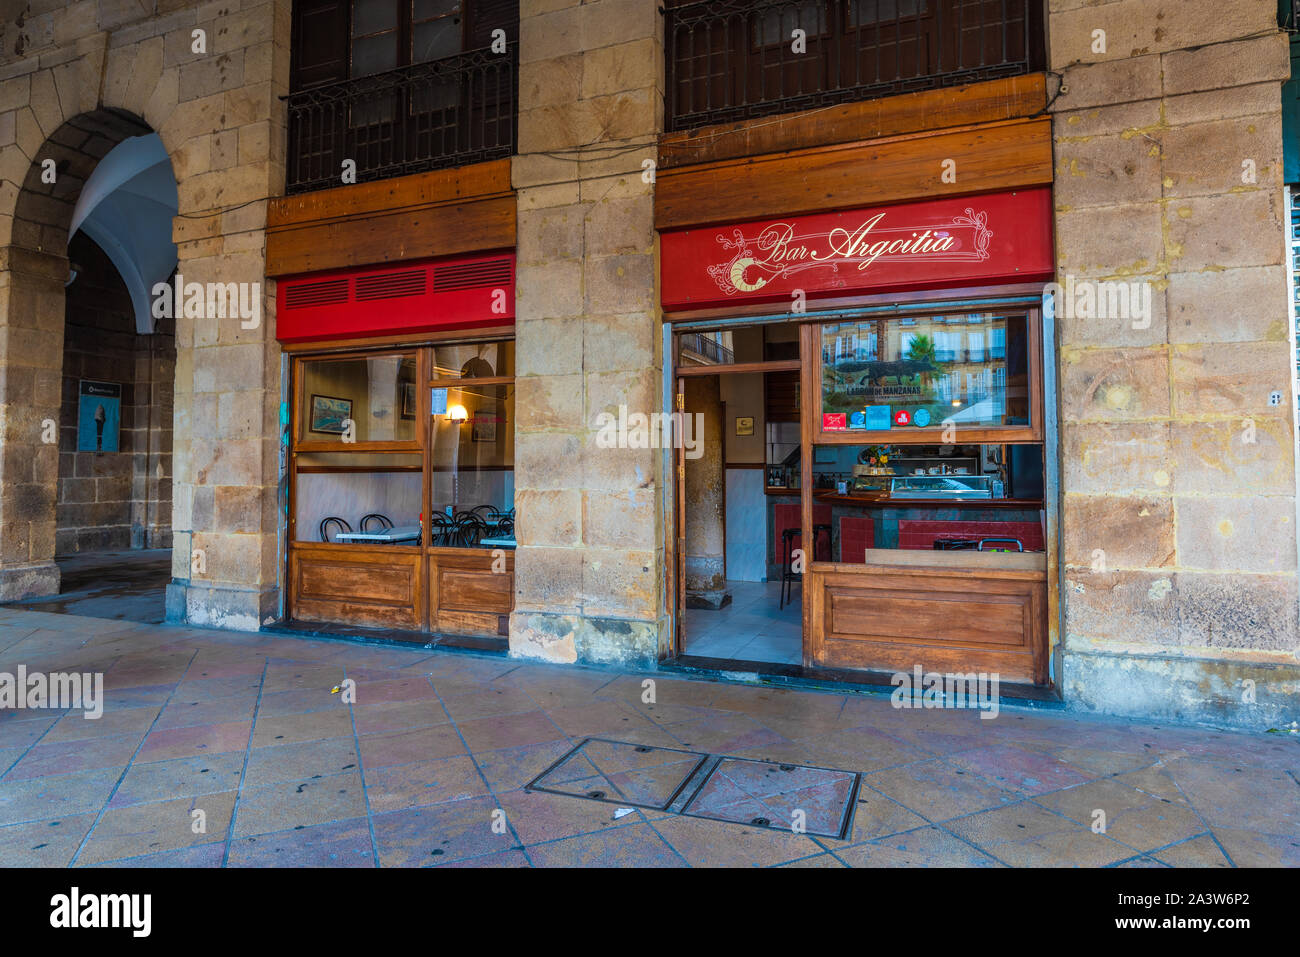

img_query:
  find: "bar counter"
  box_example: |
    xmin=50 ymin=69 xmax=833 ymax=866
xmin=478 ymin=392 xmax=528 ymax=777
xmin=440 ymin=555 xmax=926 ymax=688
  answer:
xmin=813 ymin=491 xmax=1044 ymax=509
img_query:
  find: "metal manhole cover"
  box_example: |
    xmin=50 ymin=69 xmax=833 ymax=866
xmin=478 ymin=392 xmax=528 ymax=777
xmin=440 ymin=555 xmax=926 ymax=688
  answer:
xmin=679 ymin=757 xmax=861 ymax=840
xmin=525 ymin=737 xmax=709 ymax=811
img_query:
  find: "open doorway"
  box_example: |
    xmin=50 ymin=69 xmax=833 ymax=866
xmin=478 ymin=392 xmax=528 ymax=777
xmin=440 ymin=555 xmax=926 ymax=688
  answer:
xmin=675 ymin=323 xmax=808 ymax=666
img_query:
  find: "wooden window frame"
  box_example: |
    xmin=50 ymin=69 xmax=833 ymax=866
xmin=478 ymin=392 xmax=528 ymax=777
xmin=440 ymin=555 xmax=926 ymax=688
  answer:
xmin=812 ymin=304 xmax=1044 ymax=446
xmin=289 ymin=335 xmax=515 ymax=551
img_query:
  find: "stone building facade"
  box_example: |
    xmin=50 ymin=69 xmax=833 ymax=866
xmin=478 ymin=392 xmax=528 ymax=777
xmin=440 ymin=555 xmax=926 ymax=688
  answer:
xmin=0 ymin=0 xmax=1296 ymax=730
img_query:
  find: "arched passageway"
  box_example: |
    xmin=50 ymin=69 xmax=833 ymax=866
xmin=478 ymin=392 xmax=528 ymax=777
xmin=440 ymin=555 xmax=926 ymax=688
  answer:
xmin=0 ymin=109 xmax=178 ymax=621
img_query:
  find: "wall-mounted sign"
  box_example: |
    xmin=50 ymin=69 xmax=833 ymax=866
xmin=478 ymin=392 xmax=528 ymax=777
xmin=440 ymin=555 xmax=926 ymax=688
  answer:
xmin=660 ymin=188 xmax=1053 ymax=310
xmin=77 ymin=381 xmax=121 ymax=453
xmin=735 ymin=416 xmax=754 ymax=436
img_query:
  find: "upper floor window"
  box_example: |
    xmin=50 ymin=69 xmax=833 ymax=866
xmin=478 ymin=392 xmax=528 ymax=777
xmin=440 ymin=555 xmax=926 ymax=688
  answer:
xmin=666 ymin=0 xmax=1047 ymax=133
xmin=286 ymin=1 xmax=519 ymax=194
xmin=348 ymin=1 xmax=465 ymax=79
xmin=294 ymin=0 xmax=513 ymax=91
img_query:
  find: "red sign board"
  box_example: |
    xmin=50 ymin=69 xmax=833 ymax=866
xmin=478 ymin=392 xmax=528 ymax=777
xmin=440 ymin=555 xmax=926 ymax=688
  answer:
xmin=275 ymin=251 xmax=514 ymax=344
xmin=893 ymin=409 xmax=911 ymax=427
xmin=823 ymin=412 xmax=847 ymax=431
xmin=660 ymin=188 xmax=1053 ymax=311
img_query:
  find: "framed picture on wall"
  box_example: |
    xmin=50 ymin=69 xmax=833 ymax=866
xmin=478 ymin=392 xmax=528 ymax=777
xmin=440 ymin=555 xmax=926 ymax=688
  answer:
xmin=399 ymin=382 xmax=416 ymax=419
xmin=309 ymin=394 xmax=352 ymax=434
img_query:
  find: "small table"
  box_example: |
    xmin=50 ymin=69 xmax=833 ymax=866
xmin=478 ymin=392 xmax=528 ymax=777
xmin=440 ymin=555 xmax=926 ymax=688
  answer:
xmin=480 ymin=536 xmax=516 ymax=548
xmin=334 ymin=524 xmax=421 ymax=544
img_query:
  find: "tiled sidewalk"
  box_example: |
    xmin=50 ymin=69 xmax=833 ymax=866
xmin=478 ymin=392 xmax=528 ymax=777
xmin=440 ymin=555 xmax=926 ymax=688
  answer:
xmin=0 ymin=607 xmax=1296 ymax=868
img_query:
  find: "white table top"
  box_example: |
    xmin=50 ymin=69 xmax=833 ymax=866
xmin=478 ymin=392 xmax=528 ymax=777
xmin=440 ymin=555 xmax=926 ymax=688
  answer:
xmin=334 ymin=524 xmax=421 ymax=543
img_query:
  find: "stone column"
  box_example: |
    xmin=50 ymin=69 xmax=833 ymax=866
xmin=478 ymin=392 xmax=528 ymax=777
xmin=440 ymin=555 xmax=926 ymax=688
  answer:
xmin=1050 ymin=0 xmax=1300 ymax=725
xmin=0 ymin=246 xmax=65 ymax=598
xmin=510 ymin=0 xmax=668 ymax=665
xmin=158 ymin=0 xmax=293 ymax=630
xmin=683 ymin=375 xmax=728 ymax=609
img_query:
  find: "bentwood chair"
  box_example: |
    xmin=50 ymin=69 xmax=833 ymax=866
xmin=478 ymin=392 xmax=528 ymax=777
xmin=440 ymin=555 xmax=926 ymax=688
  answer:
xmin=430 ymin=513 xmax=456 ymax=547
xmin=360 ymin=513 xmax=394 ymax=532
xmin=320 ymin=517 xmax=352 ymax=542
xmin=451 ymin=513 xmax=488 ymax=547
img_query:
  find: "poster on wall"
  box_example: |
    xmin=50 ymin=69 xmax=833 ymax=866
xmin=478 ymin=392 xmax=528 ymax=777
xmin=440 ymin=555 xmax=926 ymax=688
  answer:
xmin=77 ymin=381 xmax=121 ymax=453
xmin=472 ymin=415 xmax=499 ymax=443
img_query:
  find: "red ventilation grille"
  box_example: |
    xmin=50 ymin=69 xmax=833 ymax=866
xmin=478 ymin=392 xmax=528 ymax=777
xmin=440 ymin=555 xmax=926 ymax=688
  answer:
xmin=433 ymin=257 xmax=512 ymax=292
xmin=355 ymin=269 xmax=426 ymax=301
xmin=284 ymin=278 xmax=349 ymax=309
xmin=275 ymin=251 xmax=515 ymax=344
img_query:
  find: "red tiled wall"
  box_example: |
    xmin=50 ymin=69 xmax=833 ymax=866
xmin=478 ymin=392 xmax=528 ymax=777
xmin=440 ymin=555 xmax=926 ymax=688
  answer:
xmin=773 ymin=503 xmax=832 ymax=563
xmin=838 ymin=517 xmax=875 ymax=562
xmin=896 ymin=519 xmax=1044 ymax=551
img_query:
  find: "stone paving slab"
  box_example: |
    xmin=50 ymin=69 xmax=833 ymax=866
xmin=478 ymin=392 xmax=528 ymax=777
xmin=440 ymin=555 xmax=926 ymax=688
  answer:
xmin=0 ymin=607 xmax=1296 ymax=867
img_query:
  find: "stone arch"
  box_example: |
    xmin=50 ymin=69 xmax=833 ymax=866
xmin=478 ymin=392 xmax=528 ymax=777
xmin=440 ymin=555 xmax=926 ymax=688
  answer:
xmin=0 ymin=106 xmax=178 ymax=599
xmin=2 ymin=4 xmax=293 ymax=625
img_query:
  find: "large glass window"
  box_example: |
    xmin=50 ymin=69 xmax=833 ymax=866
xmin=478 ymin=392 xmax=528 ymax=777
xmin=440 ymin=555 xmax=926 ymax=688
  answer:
xmin=297 ymin=352 xmax=418 ymax=445
xmin=428 ymin=381 xmax=514 ymax=547
xmin=819 ymin=312 xmax=1033 ymax=437
xmin=291 ymin=338 xmax=514 ymax=550
xmin=294 ymin=452 xmax=423 ymax=544
xmin=810 ymin=442 xmax=1045 ymax=561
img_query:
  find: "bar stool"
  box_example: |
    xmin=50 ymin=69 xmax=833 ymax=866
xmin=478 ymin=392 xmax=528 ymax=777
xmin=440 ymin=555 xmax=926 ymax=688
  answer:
xmin=779 ymin=524 xmax=831 ymax=609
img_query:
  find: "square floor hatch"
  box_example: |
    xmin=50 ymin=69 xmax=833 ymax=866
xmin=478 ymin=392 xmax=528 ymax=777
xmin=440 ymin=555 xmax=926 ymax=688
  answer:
xmin=526 ymin=737 xmax=709 ymax=811
xmin=680 ymin=757 xmax=861 ymax=840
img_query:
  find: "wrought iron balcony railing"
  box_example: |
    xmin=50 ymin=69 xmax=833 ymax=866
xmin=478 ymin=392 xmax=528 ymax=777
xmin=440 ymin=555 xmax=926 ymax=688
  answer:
xmin=666 ymin=0 xmax=1046 ymax=132
xmin=1283 ymin=0 xmax=1299 ymax=31
xmin=680 ymin=332 xmax=736 ymax=365
xmin=284 ymin=44 xmax=517 ymax=195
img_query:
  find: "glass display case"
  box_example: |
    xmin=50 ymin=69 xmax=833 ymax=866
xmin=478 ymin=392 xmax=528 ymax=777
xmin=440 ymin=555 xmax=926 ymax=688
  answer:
xmin=888 ymin=474 xmax=999 ymax=500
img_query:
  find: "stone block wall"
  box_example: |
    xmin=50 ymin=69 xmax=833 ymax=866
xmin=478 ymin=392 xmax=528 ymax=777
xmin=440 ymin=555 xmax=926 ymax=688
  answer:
xmin=1049 ymin=0 xmax=1300 ymax=726
xmin=509 ymin=0 xmax=669 ymax=665
xmin=59 ymin=231 xmax=174 ymax=553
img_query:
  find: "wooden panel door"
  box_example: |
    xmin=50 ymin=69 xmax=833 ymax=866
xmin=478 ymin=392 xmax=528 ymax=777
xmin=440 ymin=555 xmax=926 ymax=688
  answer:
xmin=289 ymin=542 xmax=424 ymax=632
xmin=428 ymin=548 xmax=513 ymax=636
xmin=806 ymin=562 xmax=1047 ymax=684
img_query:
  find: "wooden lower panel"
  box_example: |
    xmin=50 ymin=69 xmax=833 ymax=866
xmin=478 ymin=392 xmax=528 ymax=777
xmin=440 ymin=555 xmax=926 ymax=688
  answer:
xmin=809 ymin=566 xmax=1046 ymax=684
xmin=289 ymin=544 xmax=423 ymax=631
xmin=428 ymin=549 xmax=514 ymax=637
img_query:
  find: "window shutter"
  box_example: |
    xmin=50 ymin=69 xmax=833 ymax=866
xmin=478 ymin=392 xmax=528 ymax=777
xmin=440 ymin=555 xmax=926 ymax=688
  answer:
xmin=292 ymin=0 xmax=350 ymax=91
xmin=466 ymin=0 xmax=518 ymax=49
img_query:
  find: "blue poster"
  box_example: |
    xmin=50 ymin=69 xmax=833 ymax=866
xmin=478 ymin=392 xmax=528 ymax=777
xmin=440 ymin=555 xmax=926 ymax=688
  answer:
xmin=77 ymin=381 xmax=121 ymax=453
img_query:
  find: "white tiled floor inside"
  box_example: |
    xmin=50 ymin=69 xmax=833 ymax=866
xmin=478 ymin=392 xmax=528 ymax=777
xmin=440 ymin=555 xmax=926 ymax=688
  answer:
xmin=682 ymin=579 xmax=802 ymax=665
